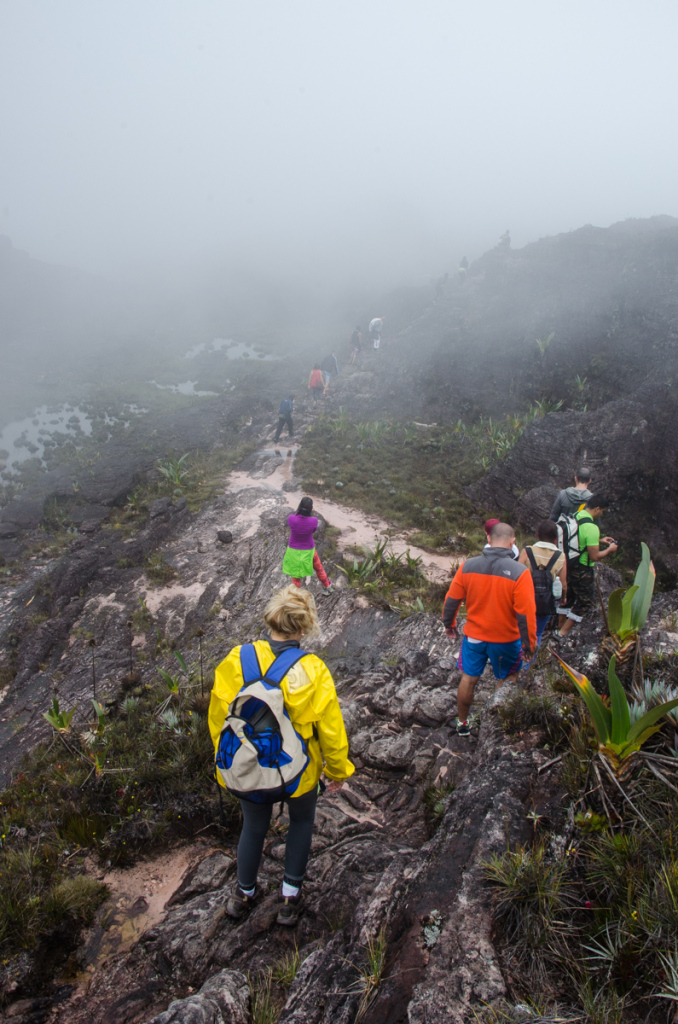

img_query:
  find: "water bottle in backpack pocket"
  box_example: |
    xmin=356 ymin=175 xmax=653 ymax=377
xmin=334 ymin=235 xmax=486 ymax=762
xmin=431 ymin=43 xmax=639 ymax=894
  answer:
xmin=526 ymin=548 xmax=561 ymax=616
xmin=216 ymin=645 xmax=310 ymax=803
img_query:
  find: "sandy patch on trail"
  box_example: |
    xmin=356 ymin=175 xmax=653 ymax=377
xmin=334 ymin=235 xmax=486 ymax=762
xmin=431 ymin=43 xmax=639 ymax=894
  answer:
xmin=227 ymin=453 xmax=457 ymax=584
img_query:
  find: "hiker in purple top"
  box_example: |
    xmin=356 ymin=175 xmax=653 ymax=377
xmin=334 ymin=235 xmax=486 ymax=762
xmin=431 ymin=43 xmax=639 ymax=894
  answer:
xmin=282 ymin=497 xmax=333 ymax=594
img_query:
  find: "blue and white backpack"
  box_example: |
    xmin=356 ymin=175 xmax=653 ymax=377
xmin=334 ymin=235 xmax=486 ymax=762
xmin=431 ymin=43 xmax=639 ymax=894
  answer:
xmin=216 ymin=644 xmax=310 ymax=803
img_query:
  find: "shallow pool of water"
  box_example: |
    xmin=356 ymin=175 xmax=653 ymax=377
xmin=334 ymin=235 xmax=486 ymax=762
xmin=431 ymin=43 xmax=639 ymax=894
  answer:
xmin=149 ymin=380 xmax=219 ymax=397
xmin=0 ymin=403 xmax=149 ymax=479
xmin=184 ymin=338 xmax=278 ymax=361
xmin=0 ymin=405 xmax=94 ymax=476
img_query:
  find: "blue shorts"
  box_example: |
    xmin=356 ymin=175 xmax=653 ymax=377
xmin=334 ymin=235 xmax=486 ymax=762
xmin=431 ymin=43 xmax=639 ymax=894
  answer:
xmin=457 ymin=636 xmax=523 ymax=679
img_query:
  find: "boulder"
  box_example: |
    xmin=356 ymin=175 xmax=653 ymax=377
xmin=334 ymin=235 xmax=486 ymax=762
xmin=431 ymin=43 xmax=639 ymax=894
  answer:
xmin=0 ymin=499 xmax=43 ymax=531
xmin=149 ymin=498 xmax=173 ymax=518
xmin=363 ymin=731 xmax=416 ymax=770
xmin=145 ymin=970 xmax=249 ymax=1024
xmin=216 ymin=531 xmax=233 ymax=545
xmin=167 ymin=851 xmax=234 ymax=908
xmin=512 ymin=483 xmax=559 ymax=531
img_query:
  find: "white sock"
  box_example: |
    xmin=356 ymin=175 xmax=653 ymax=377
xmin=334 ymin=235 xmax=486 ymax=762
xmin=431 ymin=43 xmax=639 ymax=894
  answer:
xmin=282 ymin=881 xmax=300 ymax=898
xmin=240 ymin=884 xmax=255 ymax=897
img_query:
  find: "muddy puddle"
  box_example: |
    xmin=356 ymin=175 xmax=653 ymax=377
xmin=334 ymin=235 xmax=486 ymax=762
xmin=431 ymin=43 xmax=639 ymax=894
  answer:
xmin=184 ymin=337 xmax=279 ymax=361
xmin=227 ymin=447 xmax=457 ymax=583
xmin=70 ymin=845 xmax=204 ymax=989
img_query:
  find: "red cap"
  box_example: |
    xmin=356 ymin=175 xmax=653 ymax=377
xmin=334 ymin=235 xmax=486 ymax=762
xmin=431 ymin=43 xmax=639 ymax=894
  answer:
xmin=484 ymin=518 xmax=500 ymax=534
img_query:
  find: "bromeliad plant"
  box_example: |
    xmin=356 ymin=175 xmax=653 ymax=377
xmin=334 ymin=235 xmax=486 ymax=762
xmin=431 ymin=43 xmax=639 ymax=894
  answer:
xmin=553 ymin=652 xmax=678 ymax=768
xmin=603 ymin=542 xmax=655 ymax=664
xmin=43 ymin=698 xmax=76 ymax=734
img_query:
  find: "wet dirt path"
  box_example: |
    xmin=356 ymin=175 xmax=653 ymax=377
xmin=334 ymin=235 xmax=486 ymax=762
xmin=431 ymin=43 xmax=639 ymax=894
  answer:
xmin=227 ymin=441 xmax=457 ymax=584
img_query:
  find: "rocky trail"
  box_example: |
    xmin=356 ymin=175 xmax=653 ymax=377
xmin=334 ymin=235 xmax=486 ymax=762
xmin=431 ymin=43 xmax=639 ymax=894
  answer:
xmin=0 ymin=404 xmax=553 ymax=1024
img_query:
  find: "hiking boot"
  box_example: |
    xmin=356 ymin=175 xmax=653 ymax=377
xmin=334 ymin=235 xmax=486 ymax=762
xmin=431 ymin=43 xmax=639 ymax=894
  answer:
xmin=322 ymin=584 xmax=333 ymax=595
xmin=276 ymin=888 xmax=303 ymax=927
xmin=226 ymin=881 xmax=258 ymax=920
xmin=456 ymin=719 xmax=470 ymax=737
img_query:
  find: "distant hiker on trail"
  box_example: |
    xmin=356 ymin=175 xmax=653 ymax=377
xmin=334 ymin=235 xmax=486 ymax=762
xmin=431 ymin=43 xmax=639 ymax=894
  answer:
xmin=518 ymin=519 xmax=567 ymax=650
xmin=321 ymin=353 xmax=339 ymax=393
xmin=282 ymin=497 xmax=333 ymax=594
xmin=308 ymin=364 xmax=324 ymax=403
xmin=499 ymin=230 xmax=511 ymax=249
xmin=274 ymin=394 xmax=295 ymax=442
xmin=458 ymin=256 xmax=468 ymax=284
xmin=350 ymin=326 xmax=362 ymax=364
xmin=442 ymin=522 xmax=536 ymax=736
xmin=549 ymin=467 xmax=593 ymax=521
xmin=209 ymin=585 xmax=354 ymax=926
xmin=483 ymin=518 xmax=519 ymax=559
xmin=555 ymin=495 xmax=617 ymax=640
xmin=369 ymin=316 xmax=385 ymax=350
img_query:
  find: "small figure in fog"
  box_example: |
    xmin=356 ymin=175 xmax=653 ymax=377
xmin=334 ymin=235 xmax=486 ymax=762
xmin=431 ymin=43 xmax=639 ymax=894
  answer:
xmin=369 ymin=316 xmax=385 ymax=350
xmin=308 ymin=364 xmax=325 ymax=403
xmin=458 ymin=256 xmax=468 ymax=284
xmin=434 ymin=273 xmax=449 ymax=300
xmin=274 ymin=394 xmax=295 ymax=442
xmin=320 ymin=353 xmax=339 ymax=393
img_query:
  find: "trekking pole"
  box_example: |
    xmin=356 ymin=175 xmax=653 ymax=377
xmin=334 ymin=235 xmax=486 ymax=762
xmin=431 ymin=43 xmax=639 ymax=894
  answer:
xmin=595 ymin=574 xmax=609 ymax=635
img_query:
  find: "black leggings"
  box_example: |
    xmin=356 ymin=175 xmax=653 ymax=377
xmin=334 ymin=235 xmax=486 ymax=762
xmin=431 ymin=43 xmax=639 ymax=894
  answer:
xmin=237 ymin=787 xmax=318 ymax=890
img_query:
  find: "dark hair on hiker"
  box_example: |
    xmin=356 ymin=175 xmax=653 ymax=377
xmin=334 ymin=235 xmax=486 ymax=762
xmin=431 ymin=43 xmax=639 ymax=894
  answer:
xmin=577 ymin=467 xmax=592 ymax=483
xmin=536 ymin=519 xmax=558 ymax=544
xmin=586 ymin=494 xmax=609 ymax=509
xmin=296 ymin=497 xmax=314 ymax=516
xmin=313 ymin=363 xmax=321 ymax=370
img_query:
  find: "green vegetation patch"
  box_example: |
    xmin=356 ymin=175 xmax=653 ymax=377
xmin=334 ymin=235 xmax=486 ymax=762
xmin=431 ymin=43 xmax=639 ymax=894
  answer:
xmin=0 ymin=650 xmax=233 ymax=965
xmin=296 ymin=409 xmax=553 ymax=550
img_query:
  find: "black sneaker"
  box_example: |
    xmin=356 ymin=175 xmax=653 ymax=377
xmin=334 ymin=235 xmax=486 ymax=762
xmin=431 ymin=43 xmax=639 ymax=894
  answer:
xmin=226 ymin=881 xmax=258 ymax=920
xmin=456 ymin=720 xmax=470 ymax=737
xmin=276 ymin=887 xmax=303 ymax=927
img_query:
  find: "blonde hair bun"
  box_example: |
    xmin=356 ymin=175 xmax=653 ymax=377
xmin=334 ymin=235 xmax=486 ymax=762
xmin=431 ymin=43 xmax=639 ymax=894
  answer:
xmin=264 ymin=585 xmax=320 ymax=638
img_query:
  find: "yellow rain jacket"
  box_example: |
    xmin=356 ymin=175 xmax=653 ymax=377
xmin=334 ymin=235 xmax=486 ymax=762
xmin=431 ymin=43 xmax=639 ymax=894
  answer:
xmin=208 ymin=640 xmax=355 ymax=798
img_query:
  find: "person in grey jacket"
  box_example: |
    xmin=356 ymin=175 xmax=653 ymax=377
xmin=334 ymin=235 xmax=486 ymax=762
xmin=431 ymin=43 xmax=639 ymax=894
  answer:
xmin=549 ymin=468 xmax=593 ymax=521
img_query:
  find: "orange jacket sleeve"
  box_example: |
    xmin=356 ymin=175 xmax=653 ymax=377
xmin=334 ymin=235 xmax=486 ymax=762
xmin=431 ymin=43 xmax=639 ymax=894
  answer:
xmin=513 ymin=570 xmax=537 ymax=652
xmin=442 ymin=563 xmax=467 ymax=629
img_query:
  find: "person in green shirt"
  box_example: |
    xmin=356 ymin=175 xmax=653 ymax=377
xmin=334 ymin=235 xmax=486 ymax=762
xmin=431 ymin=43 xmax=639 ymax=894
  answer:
xmin=557 ymin=495 xmax=618 ymax=638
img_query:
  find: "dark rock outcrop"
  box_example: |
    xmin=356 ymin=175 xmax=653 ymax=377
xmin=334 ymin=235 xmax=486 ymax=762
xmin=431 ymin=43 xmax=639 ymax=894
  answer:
xmin=470 ymin=379 xmax=678 ymax=579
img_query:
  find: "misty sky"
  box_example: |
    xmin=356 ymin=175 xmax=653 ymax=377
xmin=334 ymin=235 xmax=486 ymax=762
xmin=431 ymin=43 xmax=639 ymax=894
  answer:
xmin=1 ymin=0 xmax=677 ymax=287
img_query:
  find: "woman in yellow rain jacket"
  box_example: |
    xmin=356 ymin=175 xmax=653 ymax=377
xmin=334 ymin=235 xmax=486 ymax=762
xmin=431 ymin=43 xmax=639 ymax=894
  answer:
xmin=208 ymin=584 xmax=354 ymax=926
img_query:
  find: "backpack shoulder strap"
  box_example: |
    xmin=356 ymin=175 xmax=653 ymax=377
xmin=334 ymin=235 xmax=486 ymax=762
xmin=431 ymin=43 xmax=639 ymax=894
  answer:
xmin=525 ymin=547 xmax=538 ymax=571
xmin=239 ymin=644 xmax=262 ymax=684
xmin=545 ymin=550 xmax=561 ymax=572
xmin=264 ymin=647 xmax=308 ymax=685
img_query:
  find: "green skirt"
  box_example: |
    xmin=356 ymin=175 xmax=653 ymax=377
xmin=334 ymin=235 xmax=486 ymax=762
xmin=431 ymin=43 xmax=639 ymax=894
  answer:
xmin=282 ymin=546 xmax=315 ymax=578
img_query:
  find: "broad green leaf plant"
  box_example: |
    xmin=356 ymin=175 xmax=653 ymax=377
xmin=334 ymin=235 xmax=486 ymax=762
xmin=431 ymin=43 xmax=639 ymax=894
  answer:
xmin=43 ymin=698 xmax=76 ymax=733
xmin=554 ymin=652 xmax=678 ymax=767
xmin=607 ymin=541 xmax=655 ymax=644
